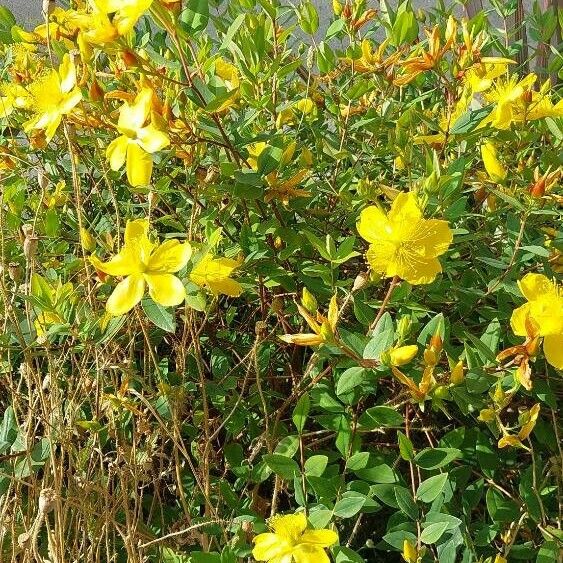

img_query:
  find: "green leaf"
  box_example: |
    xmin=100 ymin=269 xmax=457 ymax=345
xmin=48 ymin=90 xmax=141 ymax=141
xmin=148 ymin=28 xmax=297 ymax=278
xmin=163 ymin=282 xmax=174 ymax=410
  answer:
xmin=263 ymin=454 xmax=300 ymax=480
xmin=336 ymin=367 xmax=370 ymax=396
xmin=363 ymin=312 xmax=394 ymax=360
xmin=398 ymin=431 xmax=415 ymax=461
xmin=292 ymin=393 xmax=310 ymax=433
xmin=394 ymin=486 xmax=419 ymax=520
xmin=333 ymin=495 xmax=365 ymax=518
xmin=486 ymin=488 xmax=520 ymax=523
xmin=304 ymin=455 xmax=328 ymax=477
xmin=359 ymin=406 xmax=404 ymax=429
xmin=414 ymin=448 xmax=461 ymax=470
xmin=297 ymin=1 xmax=319 ymax=35
xmin=420 ymin=521 xmax=449 ymax=544
xmin=141 ymin=299 xmax=177 ymax=333
xmin=180 ymin=0 xmax=209 ymax=34
xmin=257 ymin=146 xmax=283 ymax=176
xmin=391 ymin=8 xmax=419 ymax=46
xmin=416 ymin=473 xmax=448 ymax=503
xmin=0 ymin=407 xmax=17 ymax=454
xmin=450 ymin=106 xmax=492 ymax=134
xmin=274 ymin=435 xmax=299 ymax=457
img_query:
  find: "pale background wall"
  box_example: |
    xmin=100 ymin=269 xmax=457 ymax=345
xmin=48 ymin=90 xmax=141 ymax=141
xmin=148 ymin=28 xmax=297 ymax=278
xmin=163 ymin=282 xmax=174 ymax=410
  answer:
xmin=1 ymin=0 xmax=470 ymax=28
xmin=1 ymin=0 xmax=532 ymax=31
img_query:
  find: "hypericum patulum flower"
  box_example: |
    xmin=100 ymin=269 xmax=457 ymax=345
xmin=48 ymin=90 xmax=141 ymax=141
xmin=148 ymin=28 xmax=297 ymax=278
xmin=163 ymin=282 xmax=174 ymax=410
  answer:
xmin=90 ymin=219 xmax=191 ymax=316
xmin=510 ymin=273 xmax=563 ymax=369
xmin=106 ymin=88 xmax=169 ymax=187
xmin=190 ymin=254 xmax=243 ymax=297
xmin=252 ymin=512 xmax=338 ymax=563
xmin=357 ymin=192 xmax=453 ymax=285
xmin=23 ymin=53 xmax=82 ymax=142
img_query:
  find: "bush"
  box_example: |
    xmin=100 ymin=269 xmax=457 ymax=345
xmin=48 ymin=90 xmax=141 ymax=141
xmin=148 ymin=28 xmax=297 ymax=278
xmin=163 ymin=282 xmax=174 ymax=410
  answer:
xmin=0 ymin=0 xmax=561 ymax=561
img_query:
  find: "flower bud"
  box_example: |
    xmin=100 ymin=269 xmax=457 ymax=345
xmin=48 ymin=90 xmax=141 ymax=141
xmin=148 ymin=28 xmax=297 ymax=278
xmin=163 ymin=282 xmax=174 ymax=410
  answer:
xmin=529 ymin=178 xmax=546 ymax=198
xmin=89 ymin=80 xmax=104 ymax=102
xmin=450 ymin=360 xmax=465 ymax=385
xmin=332 ymin=0 xmax=343 ymax=16
xmin=424 ymin=348 xmax=438 ymax=367
xmin=301 ymin=287 xmax=317 ymax=313
xmin=352 ymin=272 xmax=368 ymax=292
xmin=433 ymin=385 xmax=449 ymax=399
xmin=389 ymin=345 xmax=418 ymax=366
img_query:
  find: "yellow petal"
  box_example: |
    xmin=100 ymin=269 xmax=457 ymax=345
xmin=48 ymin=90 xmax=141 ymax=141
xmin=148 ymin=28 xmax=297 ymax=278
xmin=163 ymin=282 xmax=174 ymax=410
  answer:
xmin=481 ymin=141 xmax=507 ymax=182
xmin=366 ymin=240 xmax=398 ymax=276
xmin=252 ymin=533 xmax=291 ymax=561
xmin=126 ymin=142 xmax=153 ymax=186
xmin=148 ymin=240 xmax=192 ymax=273
xmin=106 ymin=273 xmax=145 ymax=316
xmin=90 ymin=246 xmax=142 ymax=276
xmin=518 ymin=273 xmax=556 ymax=301
xmin=543 ymin=334 xmax=563 ymax=370
xmin=270 ymin=513 xmax=307 ymax=542
xmin=408 ymin=219 xmax=453 ymax=258
xmin=293 ymin=544 xmax=330 ymax=563
xmin=58 ymin=53 xmax=76 ymax=93
xmin=300 ymin=529 xmax=338 ymax=547
xmin=357 ymin=206 xmax=391 ymax=244
xmin=44 ymin=114 xmax=63 ymax=143
xmin=510 ymin=303 xmax=532 ymax=337
xmin=112 ymin=0 xmax=153 ymax=35
xmin=107 ymin=135 xmax=129 ymax=171
xmin=207 ymin=277 xmax=243 ymax=297
xmin=190 ymin=255 xmax=243 ymax=296
xmin=388 ymin=192 xmax=422 ymax=224
xmin=395 ymin=254 xmax=443 ymax=285
xmin=137 ymin=123 xmax=170 ymax=154
xmin=144 ymin=273 xmax=186 ymax=307
xmin=59 ymin=88 xmax=82 ymax=115
xmin=118 ymin=88 xmax=152 ymax=132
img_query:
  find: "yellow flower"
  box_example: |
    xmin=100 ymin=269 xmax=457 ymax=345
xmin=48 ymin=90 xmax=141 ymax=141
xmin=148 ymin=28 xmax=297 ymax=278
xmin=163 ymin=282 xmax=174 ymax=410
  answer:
xmin=482 ymin=73 xmax=536 ymax=129
xmin=253 ymin=512 xmax=338 ymax=563
xmin=106 ymin=88 xmax=170 ymax=187
xmin=0 ymin=83 xmax=31 ymax=118
xmin=481 ymin=141 xmax=506 ymax=182
xmin=90 ymin=219 xmax=191 ymax=316
xmin=525 ymin=80 xmax=563 ymax=121
xmin=74 ymin=0 xmax=152 ymax=45
xmin=190 ymin=254 xmax=243 ymax=297
xmin=357 ymin=192 xmax=453 ymax=285
xmin=93 ymin=0 xmax=152 ymax=36
xmin=463 ymin=58 xmax=514 ymax=94
xmin=510 ymin=273 xmax=563 ymax=369
xmin=23 ymin=54 xmax=82 ymax=142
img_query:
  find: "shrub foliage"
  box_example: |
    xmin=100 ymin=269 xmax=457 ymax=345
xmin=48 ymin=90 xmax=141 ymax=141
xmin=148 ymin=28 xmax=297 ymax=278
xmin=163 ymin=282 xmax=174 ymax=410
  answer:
xmin=0 ymin=0 xmax=561 ymax=562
